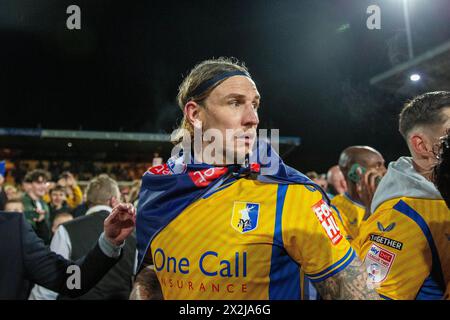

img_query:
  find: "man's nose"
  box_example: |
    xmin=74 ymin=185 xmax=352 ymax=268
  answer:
xmin=242 ymin=104 xmax=259 ymax=127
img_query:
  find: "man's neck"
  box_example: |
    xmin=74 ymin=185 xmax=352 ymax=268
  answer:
xmin=412 ymin=158 xmax=434 ymax=181
xmin=346 ymin=187 xmax=365 ymax=208
xmin=53 ymin=203 xmax=63 ymax=209
xmin=196 ymin=147 xmax=248 ymax=166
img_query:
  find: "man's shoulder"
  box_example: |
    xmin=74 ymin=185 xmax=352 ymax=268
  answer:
xmin=0 ymin=212 xmax=32 ymax=253
xmin=63 ymin=210 xmax=109 ymax=228
xmin=0 ymin=211 xmax=23 ymax=225
xmin=40 ymin=199 xmax=50 ymax=210
xmin=330 ymin=193 xmax=346 ymax=206
xmin=363 ymin=197 xmax=446 ymax=239
xmin=286 ymin=183 xmax=325 ymax=199
xmin=283 ymin=183 xmax=328 ymax=212
xmin=375 ymin=197 xmax=447 ymax=216
xmin=21 ymin=193 xmax=32 ymax=204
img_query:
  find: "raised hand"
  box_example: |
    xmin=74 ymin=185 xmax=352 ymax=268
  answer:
xmin=104 ymin=203 xmax=136 ymax=246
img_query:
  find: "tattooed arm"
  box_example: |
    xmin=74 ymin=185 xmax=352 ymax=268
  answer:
xmin=313 ymin=255 xmax=380 ymax=300
xmin=129 ymin=264 xmax=163 ymax=300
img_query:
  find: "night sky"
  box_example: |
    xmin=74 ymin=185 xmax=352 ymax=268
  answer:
xmin=1 ymin=0 xmax=449 ymax=172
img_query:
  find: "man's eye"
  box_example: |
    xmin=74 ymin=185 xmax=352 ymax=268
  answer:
xmin=229 ymin=100 xmax=240 ymax=107
xmin=253 ymin=103 xmax=259 ymax=109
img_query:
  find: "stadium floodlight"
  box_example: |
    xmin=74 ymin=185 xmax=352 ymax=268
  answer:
xmin=410 ymin=74 xmax=421 ymax=81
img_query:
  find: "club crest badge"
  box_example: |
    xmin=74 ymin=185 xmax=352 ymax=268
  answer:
xmin=231 ymin=202 xmax=260 ymax=234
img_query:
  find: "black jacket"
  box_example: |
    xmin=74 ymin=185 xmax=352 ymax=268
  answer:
xmin=0 ymin=211 xmax=120 ymax=300
xmin=59 ymin=210 xmax=136 ymax=300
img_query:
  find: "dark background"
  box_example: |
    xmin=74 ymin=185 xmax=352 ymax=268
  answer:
xmin=1 ymin=0 xmax=449 ymax=172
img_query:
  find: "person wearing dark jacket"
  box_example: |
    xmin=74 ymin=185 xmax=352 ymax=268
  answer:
xmin=30 ymin=174 xmax=136 ymax=300
xmin=0 ymin=201 xmax=136 ymax=300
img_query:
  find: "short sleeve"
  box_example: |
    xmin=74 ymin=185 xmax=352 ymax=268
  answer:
xmin=282 ymin=185 xmax=355 ymax=283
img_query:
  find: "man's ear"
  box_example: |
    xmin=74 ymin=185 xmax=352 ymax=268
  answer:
xmin=410 ymin=133 xmax=432 ymax=156
xmin=341 ymin=178 xmax=348 ymax=191
xmin=184 ymin=101 xmax=203 ymax=129
xmin=110 ymin=196 xmax=120 ymax=208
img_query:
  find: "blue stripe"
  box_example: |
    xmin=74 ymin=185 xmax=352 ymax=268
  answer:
xmin=308 ymin=248 xmax=356 ymax=282
xmin=268 ymin=184 xmax=301 ymax=300
xmin=416 ymin=275 xmax=445 ymax=300
xmin=393 ymin=200 xmax=445 ymax=299
xmin=330 ymin=204 xmax=343 ymax=224
xmin=306 ymin=247 xmax=354 ymax=279
xmin=344 ymin=192 xmax=366 ymax=209
xmin=379 ymin=294 xmax=393 ymax=300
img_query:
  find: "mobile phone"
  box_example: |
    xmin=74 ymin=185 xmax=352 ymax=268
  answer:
xmin=348 ymin=163 xmax=366 ymax=183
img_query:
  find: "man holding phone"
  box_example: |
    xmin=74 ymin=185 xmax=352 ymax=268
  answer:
xmin=331 ymin=146 xmax=386 ymax=243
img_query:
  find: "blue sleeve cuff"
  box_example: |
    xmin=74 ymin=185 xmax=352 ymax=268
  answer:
xmin=98 ymin=232 xmax=124 ymax=258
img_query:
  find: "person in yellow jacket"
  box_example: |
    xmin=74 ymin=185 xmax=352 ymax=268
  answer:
xmin=354 ymin=91 xmax=450 ymax=300
xmin=43 ymin=171 xmax=83 ymax=209
xmin=57 ymin=171 xmax=83 ymax=209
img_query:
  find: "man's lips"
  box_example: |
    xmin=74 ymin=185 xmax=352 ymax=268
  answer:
xmin=235 ymin=132 xmax=256 ymax=141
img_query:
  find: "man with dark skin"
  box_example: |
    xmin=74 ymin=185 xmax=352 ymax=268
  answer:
xmin=331 ymin=146 xmax=386 ymax=243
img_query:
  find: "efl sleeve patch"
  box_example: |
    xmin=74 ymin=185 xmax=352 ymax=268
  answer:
xmin=312 ymin=199 xmax=343 ymax=245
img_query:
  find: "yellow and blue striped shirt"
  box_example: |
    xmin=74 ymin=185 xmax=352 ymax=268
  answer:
xmin=149 ymin=177 xmax=354 ymax=299
xmin=355 ymin=197 xmax=449 ymax=300
xmin=331 ymin=193 xmax=366 ymax=243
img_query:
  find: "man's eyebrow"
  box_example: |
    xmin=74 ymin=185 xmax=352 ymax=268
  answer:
xmin=223 ymin=93 xmax=261 ymax=100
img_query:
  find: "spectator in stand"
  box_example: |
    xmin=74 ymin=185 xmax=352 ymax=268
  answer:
xmin=152 ymin=152 xmax=163 ymax=167
xmin=42 ymin=181 xmax=56 ymax=203
xmin=21 ymin=179 xmax=32 ymax=197
xmin=21 ymin=169 xmax=52 ymax=244
xmin=326 ymin=165 xmax=348 ymax=198
xmin=11 ymin=161 xmax=28 ymax=186
xmin=57 ymin=171 xmax=83 ymax=209
xmin=0 ymin=161 xmax=7 ymax=210
xmin=306 ymin=171 xmax=329 ymax=192
xmin=305 ymin=171 xmax=319 ymax=180
xmin=4 ymin=199 xmax=24 ymax=213
xmin=127 ymin=180 xmax=142 ymax=207
xmin=47 ymin=185 xmax=72 ymax=225
xmin=4 ymin=185 xmax=19 ymax=200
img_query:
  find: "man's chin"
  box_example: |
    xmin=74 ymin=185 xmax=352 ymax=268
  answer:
xmin=224 ymin=147 xmax=250 ymax=165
